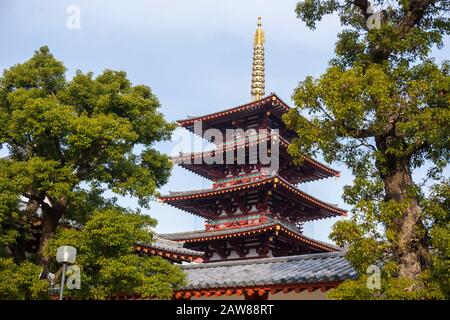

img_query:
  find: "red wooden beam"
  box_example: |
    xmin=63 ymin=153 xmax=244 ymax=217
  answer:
xmin=270 ymin=288 xmax=279 ymax=295
xmin=172 ymin=281 xmax=342 ymax=300
xmin=175 ymin=292 xmax=183 ymax=299
xmin=282 ymin=287 xmax=292 ymax=294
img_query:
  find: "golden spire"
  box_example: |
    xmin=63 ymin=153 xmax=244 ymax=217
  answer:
xmin=251 ymin=17 xmax=265 ymax=101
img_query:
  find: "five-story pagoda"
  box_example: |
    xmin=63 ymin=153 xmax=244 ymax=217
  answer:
xmin=160 ymin=18 xmax=346 ymax=263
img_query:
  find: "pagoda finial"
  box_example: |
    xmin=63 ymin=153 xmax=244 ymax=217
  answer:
xmin=251 ymin=17 xmax=265 ymax=101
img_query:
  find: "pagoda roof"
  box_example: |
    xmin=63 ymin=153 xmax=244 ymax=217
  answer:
xmin=176 ymin=93 xmax=292 ymax=131
xmin=159 ymin=175 xmax=347 ymax=219
xmin=135 ymin=236 xmax=204 ymax=263
xmin=174 ymin=251 xmax=356 ymax=298
xmin=161 ymin=218 xmax=341 ymax=252
xmin=171 ymin=134 xmax=340 ymax=182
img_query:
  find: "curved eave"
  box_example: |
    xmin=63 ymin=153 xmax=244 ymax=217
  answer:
xmin=180 ymin=224 xmax=338 ymax=253
xmin=159 ymin=175 xmax=347 ymax=218
xmin=171 ymin=135 xmax=340 ymax=182
xmin=275 ymin=176 xmax=347 ymax=216
xmin=176 ymin=93 xmax=289 ymax=126
xmin=178 ymin=163 xmax=330 ymax=183
xmin=134 ymin=244 xmax=203 ymax=262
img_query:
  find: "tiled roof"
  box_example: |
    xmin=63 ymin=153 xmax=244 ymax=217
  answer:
xmin=181 ymin=251 xmax=357 ymax=290
xmin=160 ymin=175 xmax=347 ymax=218
xmin=167 ymin=188 xmax=211 ymax=197
xmin=137 ymin=236 xmax=204 ymax=257
xmin=162 ymin=221 xmax=278 ymax=240
xmin=176 ymin=93 xmax=290 ymax=125
xmin=171 ymin=134 xmax=340 ymax=182
xmin=161 ymin=219 xmax=341 ymax=252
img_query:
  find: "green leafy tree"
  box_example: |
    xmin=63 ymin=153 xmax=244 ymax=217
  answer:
xmin=0 ymin=257 xmax=49 ymax=300
xmin=46 ymin=209 xmax=186 ymax=299
xmin=284 ymin=1 xmax=449 ymax=298
xmin=0 ymin=46 xmax=178 ymax=297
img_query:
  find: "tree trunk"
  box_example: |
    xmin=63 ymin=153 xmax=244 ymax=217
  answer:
xmin=37 ymin=197 xmax=66 ymax=278
xmin=375 ymin=138 xmax=426 ymax=279
xmin=384 ymin=160 xmax=424 ymax=278
xmin=9 ymin=243 xmax=26 ymax=264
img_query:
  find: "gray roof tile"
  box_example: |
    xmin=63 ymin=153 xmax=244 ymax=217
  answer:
xmin=161 ymin=221 xmax=278 ymax=240
xmin=161 ymin=219 xmax=342 ymax=252
xmin=138 ymin=236 xmax=204 ymax=257
xmin=181 ymin=251 xmax=356 ymax=289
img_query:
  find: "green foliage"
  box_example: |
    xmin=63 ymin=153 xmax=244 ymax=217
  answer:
xmin=0 ymin=161 xmax=21 ymax=250
xmin=46 ymin=209 xmax=186 ymax=299
xmin=424 ymin=181 xmax=450 ymax=297
xmin=328 ymin=273 xmax=444 ymax=300
xmin=288 ymin=1 xmax=450 ymax=299
xmin=0 ymin=258 xmax=48 ymax=300
xmin=0 ymin=46 xmax=175 ymax=214
xmin=327 ymin=180 xmax=450 ymax=300
xmin=0 ymin=47 xmax=179 ymax=299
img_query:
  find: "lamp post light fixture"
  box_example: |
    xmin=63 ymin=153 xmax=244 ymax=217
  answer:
xmin=56 ymin=245 xmax=77 ymax=300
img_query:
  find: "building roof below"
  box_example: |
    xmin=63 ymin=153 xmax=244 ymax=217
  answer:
xmin=135 ymin=236 xmax=204 ymax=262
xmin=179 ymin=251 xmax=356 ymax=291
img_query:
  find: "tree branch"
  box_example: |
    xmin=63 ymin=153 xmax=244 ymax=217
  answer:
xmin=396 ymin=0 xmax=437 ymax=35
xmin=353 ymin=0 xmax=371 ymax=20
xmin=342 ymin=125 xmax=375 ymax=139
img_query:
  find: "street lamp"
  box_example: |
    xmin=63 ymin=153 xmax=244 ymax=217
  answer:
xmin=56 ymin=245 xmax=77 ymax=300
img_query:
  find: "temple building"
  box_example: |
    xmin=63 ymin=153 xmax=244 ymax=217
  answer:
xmin=158 ymin=18 xmax=357 ymax=300
xmin=135 ymin=236 xmax=203 ymax=264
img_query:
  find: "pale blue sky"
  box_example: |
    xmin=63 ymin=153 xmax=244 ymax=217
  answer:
xmin=0 ymin=0 xmax=448 ymax=242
